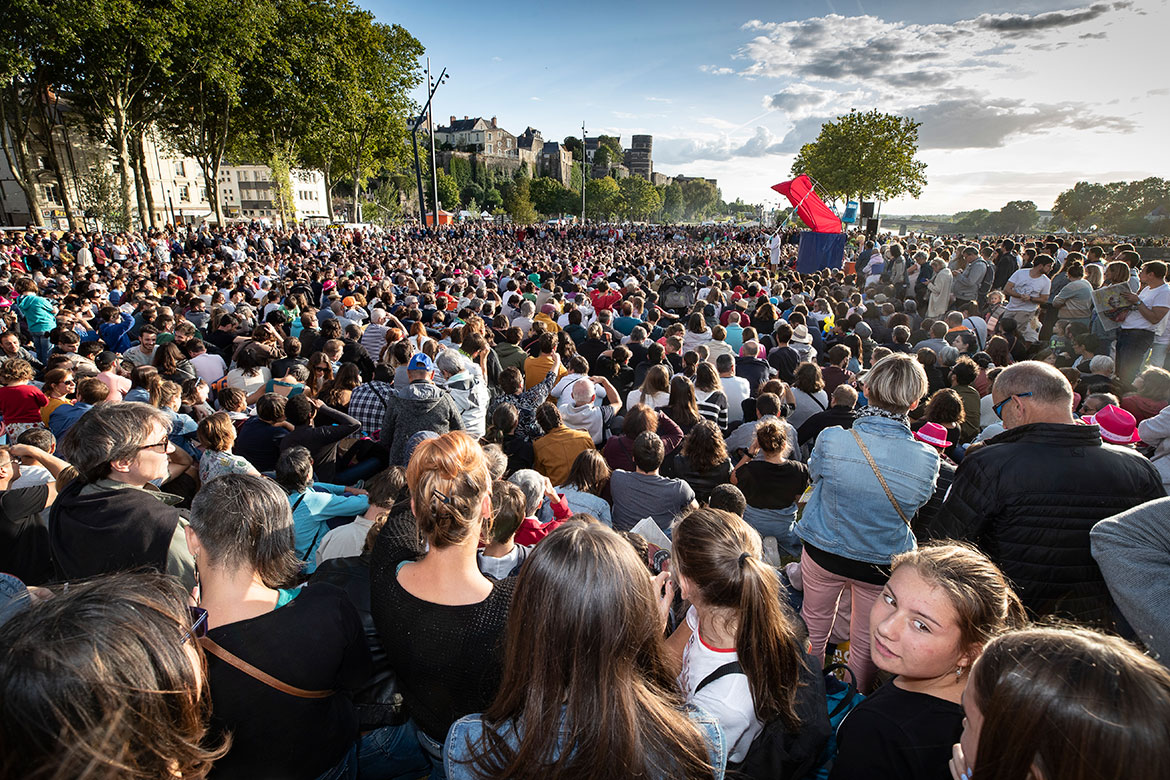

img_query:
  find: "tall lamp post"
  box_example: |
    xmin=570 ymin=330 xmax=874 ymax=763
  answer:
xmin=580 ymin=120 xmax=586 ymax=223
xmin=410 ymin=65 xmax=448 ymax=227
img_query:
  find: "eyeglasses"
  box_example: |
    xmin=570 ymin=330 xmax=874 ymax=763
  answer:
xmin=993 ymin=392 xmax=1033 ymax=419
xmin=138 ymin=438 xmax=174 ymax=453
xmin=182 ymin=606 xmax=209 ymax=643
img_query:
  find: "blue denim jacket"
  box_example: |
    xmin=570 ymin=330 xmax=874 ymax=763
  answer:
xmin=797 ymin=415 xmax=939 ymax=565
xmin=444 ymin=706 xmax=726 ymax=779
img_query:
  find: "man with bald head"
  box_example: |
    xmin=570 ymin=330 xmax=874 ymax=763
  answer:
xmin=558 ymin=375 xmax=621 ymax=445
xmin=932 ymin=360 xmax=1164 ymax=627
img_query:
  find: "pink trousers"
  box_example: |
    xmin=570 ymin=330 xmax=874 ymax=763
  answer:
xmin=799 ymin=549 xmax=883 ymax=693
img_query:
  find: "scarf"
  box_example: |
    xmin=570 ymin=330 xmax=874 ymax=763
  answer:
xmin=855 ymin=405 xmax=910 ymax=426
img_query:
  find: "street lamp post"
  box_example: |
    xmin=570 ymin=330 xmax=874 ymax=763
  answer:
xmin=410 ymin=65 xmax=448 ymax=227
xmin=580 ymin=120 xmax=586 ymax=223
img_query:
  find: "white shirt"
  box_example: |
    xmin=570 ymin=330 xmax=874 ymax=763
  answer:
xmin=1003 ymin=269 xmax=1051 ymax=314
xmin=679 ymin=606 xmax=761 ymax=764
xmin=190 ymin=352 xmax=227 ymax=383
xmin=315 ymin=515 xmax=375 ymax=567
xmin=1121 ymin=282 xmax=1170 ymax=332
xmin=721 ymin=374 xmax=751 ymax=423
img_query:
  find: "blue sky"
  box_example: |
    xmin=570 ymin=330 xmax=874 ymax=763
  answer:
xmin=369 ymin=0 xmax=1170 ymax=214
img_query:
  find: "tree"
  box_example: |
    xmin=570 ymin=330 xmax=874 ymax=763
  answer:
xmin=597 ymin=135 xmax=623 ymax=167
xmin=661 ymin=182 xmax=684 ymax=222
xmin=76 ymin=162 xmax=126 ymax=231
xmin=158 ymin=0 xmax=274 ymax=225
xmin=502 ymin=176 xmax=536 ymax=223
xmin=483 ymin=186 xmax=502 ymax=211
xmin=987 ymin=200 xmax=1038 ymax=234
xmin=1051 ymin=181 xmax=1107 ymax=230
xmin=436 ymin=169 xmax=460 ymax=211
xmin=530 ymin=176 xmax=570 ymax=217
xmin=791 ymin=108 xmax=927 ymax=204
xmin=449 ymin=156 xmax=472 ymax=189
xmin=680 ymin=178 xmax=718 ymax=220
xmin=618 ymin=175 xmax=662 ymax=221
xmin=954 ymin=209 xmax=992 ymax=233
xmin=562 ymin=136 xmax=583 ymax=161
xmin=585 ymin=176 xmax=620 ymax=220
xmin=460 ymin=181 xmax=484 ymax=208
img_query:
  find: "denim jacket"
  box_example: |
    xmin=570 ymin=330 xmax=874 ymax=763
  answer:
xmin=444 ymin=705 xmax=726 ymax=780
xmin=797 ymin=415 xmax=939 ymax=565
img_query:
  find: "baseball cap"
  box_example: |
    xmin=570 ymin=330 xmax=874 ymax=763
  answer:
xmin=407 ymin=353 xmax=435 ymax=372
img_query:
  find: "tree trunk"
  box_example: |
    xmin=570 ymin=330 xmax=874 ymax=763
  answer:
xmin=352 ymin=160 xmax=361 ymax=224
xmin=136 ymin=132 xmax=157 ymax=228
xmin=112 ymin=98 xmax=134 ymax=230
xmin=1 ymin=89 xmax=45 ymax=226
xmin=323 ymin=167 xmax=334 ymax=221
xmin=131 ymin=140 xmax=148 ymax=230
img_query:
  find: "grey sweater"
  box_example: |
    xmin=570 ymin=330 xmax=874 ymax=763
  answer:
xmin=1091 ymin=497 xmax=1170 ymax=665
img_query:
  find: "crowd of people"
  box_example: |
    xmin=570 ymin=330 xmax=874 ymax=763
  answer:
xmin=1 ymin=219 xmax=1170 ymax=779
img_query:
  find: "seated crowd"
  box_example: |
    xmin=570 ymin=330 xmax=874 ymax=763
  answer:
xmin=1 ymin=222 xmax=1170 ymax=780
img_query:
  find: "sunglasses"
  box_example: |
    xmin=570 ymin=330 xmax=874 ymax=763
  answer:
xmin=182 ymin=606 xmax=208 ymax=643
xmin=993 ymin=391 xmax=1033 ymax=419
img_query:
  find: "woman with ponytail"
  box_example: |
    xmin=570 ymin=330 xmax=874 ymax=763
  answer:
xmin=669 ymin=507 xmax=829 ymax=773
xmin=370 ymin=431 xmax=514 ymax=777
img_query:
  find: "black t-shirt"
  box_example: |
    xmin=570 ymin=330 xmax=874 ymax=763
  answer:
xmin=205 ymin=584 xmax=370 ymax=780
xmin=830 ymin=681 xmax=962 ymax=780
xmin=735 ymin=459 xmax=810 ymax=509
xmin=369 ymin=511 xmax=515 ymax=742
xmin=0 ymin=485 xmax=51 ymax=585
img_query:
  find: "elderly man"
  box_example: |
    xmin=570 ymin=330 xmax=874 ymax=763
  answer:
xmin=48 ymin=402 xmax=197 ymax=588
xmin=932 ymin=361 xmax=1165 ymax=627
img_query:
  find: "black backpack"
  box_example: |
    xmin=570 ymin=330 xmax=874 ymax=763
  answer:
xmin=694 ymin=651 xmax=832 ymax=780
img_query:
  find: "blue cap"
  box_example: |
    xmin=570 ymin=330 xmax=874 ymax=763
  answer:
xmin=408 ymin=353 xmax=435 ymax=371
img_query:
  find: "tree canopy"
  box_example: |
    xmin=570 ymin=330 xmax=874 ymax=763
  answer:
xmin=791 ymin=109 xmax=927 ymax=204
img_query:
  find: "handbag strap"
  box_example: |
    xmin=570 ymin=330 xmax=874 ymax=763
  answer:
xmin=850 ymin=428 xmax=911 ymax=526
xmin=199 ymin=636 xmax=335 ymax=699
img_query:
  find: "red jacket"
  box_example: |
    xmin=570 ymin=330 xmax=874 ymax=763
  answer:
xmin=513 ymin=493 xmax=572 ymax=546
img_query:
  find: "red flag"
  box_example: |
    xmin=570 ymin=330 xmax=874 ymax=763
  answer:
xmin=772 ymin=174 xmax=842 ymax=234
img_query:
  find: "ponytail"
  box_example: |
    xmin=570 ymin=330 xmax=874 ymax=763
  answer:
xmin=674 ymin=508 xmax=806 ymax=728
xmin=737 ymin=554 xmax=803 ymax=728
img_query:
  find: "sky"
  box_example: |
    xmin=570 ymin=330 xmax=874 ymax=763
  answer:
xmin=369 ymin=0 xmax=1170 ymax=215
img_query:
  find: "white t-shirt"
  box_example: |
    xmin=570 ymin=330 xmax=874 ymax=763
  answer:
xmin=1121 ymin=283 xmax=1170 ymax=332
xmin=679 ymin=605 xmax=761 ymax=764
xmin=1003 ymin=269 xmax=1051 ymax=314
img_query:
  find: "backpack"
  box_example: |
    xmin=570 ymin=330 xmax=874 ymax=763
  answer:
xmin=694 ymin=652 xmax=833 ymax=780
xmin=810 ymin=663 xmax=865 ymax=779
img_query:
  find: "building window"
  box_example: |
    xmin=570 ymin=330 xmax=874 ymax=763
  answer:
xmin=40 ymin=183 xmax=61 ymax=203
xmin=179 ymin=185 xmax=190 ymax=202
xmin=486 ymin=133 xmax=492 ymax=141
xmin=487 ymin=144 xmax=493 ymax=154
xmin=37 ymin=155 xmax=50 ymax=170
xmin=175 ymin=160 xmax=186 ymax=177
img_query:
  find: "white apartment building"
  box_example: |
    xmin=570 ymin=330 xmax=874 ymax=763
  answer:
xmin=216 ymin=165 xmax=328 ymax=223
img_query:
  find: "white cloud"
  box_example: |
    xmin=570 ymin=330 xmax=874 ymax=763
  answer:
xmin=699 ymin=65 xmax=735 ymax=75
xmin=645 ymin=96 xmax=673 ymax=103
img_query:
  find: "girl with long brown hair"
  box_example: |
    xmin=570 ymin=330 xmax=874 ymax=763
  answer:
xmin=669 ymin=507 xmax=829 ymax=773
xmin=831 ymin=543 xmax=1025 ymax=780
xmin=445 ymin=520 xmax=725 ymax=780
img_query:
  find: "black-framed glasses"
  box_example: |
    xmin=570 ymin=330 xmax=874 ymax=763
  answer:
xmin=138 ymin=439 xmax=174 ymax=453
xmin=993 ymin=392 xmax=1033 ymax=419
xmin=182 ymin=606 xmax=208 ymax=643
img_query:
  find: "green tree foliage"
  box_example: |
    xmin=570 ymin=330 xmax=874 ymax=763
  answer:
xmin=618 ymin=176 xmax=662 ymax=220
xmin=530 ymin=176 xmax=571 ymax=217
xmin=953 ymin=209 xmax=992 ymax=233
xmin=449 ymin=156 xmax=472 ymax=188
xmin=661 ymin=183 xmax=684 ymax=222
xmin=986 ymin=200 xmax=1038 ymax=233
xmin=77 ymin=163 xmax=127 ymax=231
xmin=1051 ymin=178 xmax=1169 ymax=234
xmin=791 ymin=109 xmax=927 ymax=203
xmin=593 ymin=145 xmax=610 ymax=170
xmin=503 ymin=176 xmax=537 ymax=223
xmin=585 ymin=176 xmax=621 ymax=220
xmin=460 ymin=182 xmax=484 ymax=208
xmin=680 ymin=179 xmax=718 ymax=220
xmin=436 ymin=169 xmax=460 ymax=211
xmin=483 ymin=187 xmax=503 ymax=211
xmin=562 ymin=136 xmax=583 ymax=161
xmin=597 ymin=135 xmax=623 ymax=166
